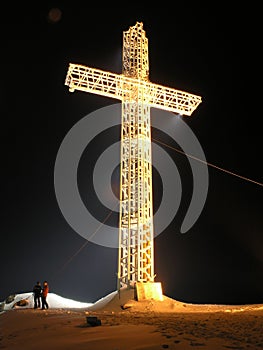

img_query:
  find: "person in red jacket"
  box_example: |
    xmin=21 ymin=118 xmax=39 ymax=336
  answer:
xmin=41 ymin=281 xmax=49 ymax=310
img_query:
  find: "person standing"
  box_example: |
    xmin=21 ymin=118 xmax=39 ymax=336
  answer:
xmin=33 ymin=281 xmax=42 ymax=309
xmin=41 ymin=281 xmax=49 ymax=310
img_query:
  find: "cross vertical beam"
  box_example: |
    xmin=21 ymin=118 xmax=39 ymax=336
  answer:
xmin=118 ymin=23 xmax=154 ymax=287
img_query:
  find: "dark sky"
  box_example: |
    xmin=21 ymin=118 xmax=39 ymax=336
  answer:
xmin=1 ymin=2 xmax=262 ymax=304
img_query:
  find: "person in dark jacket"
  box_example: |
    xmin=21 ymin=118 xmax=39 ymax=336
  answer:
xmin=33 ymin=281 xmax=42 ymax=309
xmin=41 ymin=281 xmax=49 ymax=310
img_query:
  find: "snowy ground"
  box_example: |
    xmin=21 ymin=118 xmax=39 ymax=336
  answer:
xmin=1 ymin=290 xmax=118 ymax=312
xmin=1 ymin=289 xmax=263 ymax=350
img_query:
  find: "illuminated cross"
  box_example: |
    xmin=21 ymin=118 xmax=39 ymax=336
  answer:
xmin=65 ymin=22 xmax=202 ymax=298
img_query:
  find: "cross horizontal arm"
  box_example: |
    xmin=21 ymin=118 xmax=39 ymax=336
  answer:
xmin=65 ymin=63 xmax=202 ymax=116
xmin=65 ymin=63 xmax=123 ymax=100
xmin=146 ymin=82 xmax=202 ymax=116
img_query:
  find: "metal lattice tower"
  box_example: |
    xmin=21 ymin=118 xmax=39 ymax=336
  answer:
xmin=65 ymin=22 xmax=202 ymax=290
xmin=119 ymin=23 xmax=153 ymax=286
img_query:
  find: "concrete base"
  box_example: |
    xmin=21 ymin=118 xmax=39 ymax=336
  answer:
xmin=135 ymin=282 xmax=163 ymax=301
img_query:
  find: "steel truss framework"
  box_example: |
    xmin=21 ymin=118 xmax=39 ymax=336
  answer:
xmin=65 ymin=22 xmax=202 ymax=287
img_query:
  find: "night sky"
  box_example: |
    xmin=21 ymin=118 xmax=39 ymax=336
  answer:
xmin=1 ymin=2 xmax=262 ymax=304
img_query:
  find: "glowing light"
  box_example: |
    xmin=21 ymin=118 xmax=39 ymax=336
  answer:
xmin=47 ymin=8 xmax=62 ymax=23
xmin=65 ymin=22 xmax=202 ymax=294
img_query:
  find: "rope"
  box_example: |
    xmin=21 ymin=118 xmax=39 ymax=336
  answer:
xmin=152 ymin=138 xmax=263 ymax=188
xmin=51 ymin=201 xmax=119 ymax=281
xmin=52 ymin=137 xmax=262 ymax=280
